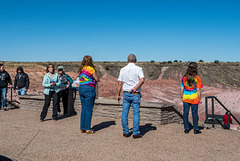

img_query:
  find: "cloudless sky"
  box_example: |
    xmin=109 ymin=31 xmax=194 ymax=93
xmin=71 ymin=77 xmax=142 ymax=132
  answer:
xmin=0 ymin=0 xmax=240 ymax=62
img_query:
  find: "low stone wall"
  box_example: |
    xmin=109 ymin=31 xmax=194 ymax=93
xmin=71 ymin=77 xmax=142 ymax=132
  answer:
xmin=19 ymin=91 xmax=183 ymax=125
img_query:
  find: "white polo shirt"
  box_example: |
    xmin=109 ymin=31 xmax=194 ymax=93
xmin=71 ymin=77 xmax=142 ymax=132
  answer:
xmin=118 ymin=63 xmax=144 ymax=93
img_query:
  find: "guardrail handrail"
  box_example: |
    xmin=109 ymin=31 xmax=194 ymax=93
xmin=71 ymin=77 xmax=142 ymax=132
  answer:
xmin=205 ymin=96 xmax=240 ymax=129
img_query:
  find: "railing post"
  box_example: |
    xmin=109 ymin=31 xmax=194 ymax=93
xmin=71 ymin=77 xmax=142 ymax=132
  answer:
xmin=212 ymin=97 xmax=215 ymax=129
xmin=205 ymin=97 xmax=208 ymax=122
xmin=11 ymin=87 xmax=13 ymax=108
xmin=96 ymin=83 xmax=99 ymax=99
xmin=228 ymin=111 xmax=230 ymax=130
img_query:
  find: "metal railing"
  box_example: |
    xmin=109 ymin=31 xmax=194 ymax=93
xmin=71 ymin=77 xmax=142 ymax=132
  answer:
xmin=205 ymin=96 xmax=240 ymax=129
xmin=6 ymin=86 xmax=20 ymax=109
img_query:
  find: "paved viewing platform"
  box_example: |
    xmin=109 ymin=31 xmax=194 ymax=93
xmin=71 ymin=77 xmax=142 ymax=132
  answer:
xmin=0 ymin=109 xmax=240 ymax=161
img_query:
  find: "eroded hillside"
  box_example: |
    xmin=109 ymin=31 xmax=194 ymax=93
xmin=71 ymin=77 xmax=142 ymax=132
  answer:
xmin=2 ymin=61 xmax=240 ymax=123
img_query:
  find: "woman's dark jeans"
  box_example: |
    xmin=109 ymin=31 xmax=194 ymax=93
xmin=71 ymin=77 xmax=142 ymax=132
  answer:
xmin=183 ymin=102 xmax=199 ymax=130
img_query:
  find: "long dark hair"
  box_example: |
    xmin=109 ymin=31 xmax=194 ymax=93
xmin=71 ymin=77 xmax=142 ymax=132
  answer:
xmin=78 ymin=55 xmax=95 ymax=73
xmin=185 ymin=62 xmax=198 ymax=86
xmin=46 ymin=64 xmax=55 ymax=73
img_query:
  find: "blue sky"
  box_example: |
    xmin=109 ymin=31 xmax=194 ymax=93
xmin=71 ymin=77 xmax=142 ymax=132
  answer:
xmin=0 ymin=0 xmax=240 ymax=62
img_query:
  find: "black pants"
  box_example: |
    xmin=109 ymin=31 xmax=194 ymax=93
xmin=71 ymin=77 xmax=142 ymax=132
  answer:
xmin=40 ymin=91 xmax=58 ymax=119
xmin=57 ymin=89 xmax=69 ymax=115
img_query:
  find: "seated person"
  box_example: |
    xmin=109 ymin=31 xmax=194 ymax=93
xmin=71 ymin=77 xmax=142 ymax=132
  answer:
xmin=222 ymin=112 xmax=233 ymax=130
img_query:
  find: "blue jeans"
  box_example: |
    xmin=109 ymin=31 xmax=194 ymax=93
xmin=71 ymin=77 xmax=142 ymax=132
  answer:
xmin=122 ymin=93 xmax=141 ymax=135
xmin=183 ymin=102 xmax=199 ymax=130
xmin=18 ymin=87 xmax=26 ymax=95
xmin=0 ymin=87 xmax=8 ymax=109
xmin=78 ymin=85 xmax=96 ymax=130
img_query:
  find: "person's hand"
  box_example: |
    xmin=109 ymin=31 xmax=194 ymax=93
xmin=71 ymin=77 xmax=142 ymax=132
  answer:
xmin=66 ymin=85 xmax=69 ymax=89
xmin=117 ymin=96 xmax=121 ymax=103
xmin=14 ymin=90 xmax=16 ymax=94
xmin=199 ymin=100 xmax=202 ymax=104
xmin=130 ymin=87 xmax=137 ymax=93
xmin=9 ymin=85 xmax=12 ymax=88
xmin=24 ymin=88 xmax=28 ymax=92
xmin=51 ymin=82 xmax=56 ymax=86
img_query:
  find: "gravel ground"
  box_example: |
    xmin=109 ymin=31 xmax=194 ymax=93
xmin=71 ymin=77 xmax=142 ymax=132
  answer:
xmin=0 ymin=109 xmax=239 ymax=161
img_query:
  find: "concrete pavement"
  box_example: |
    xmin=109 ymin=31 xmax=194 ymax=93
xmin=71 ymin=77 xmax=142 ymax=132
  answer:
xmin=0 ymin=109 xmax=240 ymax=161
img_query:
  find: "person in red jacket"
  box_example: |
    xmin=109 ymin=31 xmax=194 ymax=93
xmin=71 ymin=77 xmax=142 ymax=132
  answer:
xmin=222 ymin=112 xmax=232 ymax=130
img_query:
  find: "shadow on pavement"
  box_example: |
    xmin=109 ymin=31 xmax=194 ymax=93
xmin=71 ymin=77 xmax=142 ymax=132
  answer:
xmin=92 ymin=121 xmax=116 ymax=132
xmin=0 ymin=155 xmax=12 ymax=161
xmin=139 ymin=123 xmax=157 ymax=136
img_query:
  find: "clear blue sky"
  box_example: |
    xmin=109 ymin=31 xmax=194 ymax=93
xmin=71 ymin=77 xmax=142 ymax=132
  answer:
xmin=0 ymin=0 xmax=240 ymax=62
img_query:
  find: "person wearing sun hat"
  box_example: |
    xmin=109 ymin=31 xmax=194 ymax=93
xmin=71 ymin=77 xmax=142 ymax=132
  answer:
xmin=57 ymin=65 xmax=73 ymax=116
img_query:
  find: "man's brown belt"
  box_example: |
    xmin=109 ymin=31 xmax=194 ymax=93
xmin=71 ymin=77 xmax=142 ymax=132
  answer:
xmin=123 ymin=91 xmax=140 ymax=95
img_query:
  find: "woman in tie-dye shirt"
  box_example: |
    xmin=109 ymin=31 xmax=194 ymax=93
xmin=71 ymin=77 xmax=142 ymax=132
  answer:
xmin=180 ymin=62 xmax=203 ymax=134
xmin=78 ymin=55 xmax=100 ymax=134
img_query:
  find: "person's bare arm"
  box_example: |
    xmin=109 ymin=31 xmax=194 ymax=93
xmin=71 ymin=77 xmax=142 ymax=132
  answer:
xmin=93 ymin=72 xmax=100 ymax=83
xmin=130 ymin=78 xmax=145 ymax=93
xmin=180 ymin=87 xmax=184 ymax=99
xmin=197 ymin=88 xmax=202 ymax=103
xmin=117 ymin=81 xmax=123 ymax=103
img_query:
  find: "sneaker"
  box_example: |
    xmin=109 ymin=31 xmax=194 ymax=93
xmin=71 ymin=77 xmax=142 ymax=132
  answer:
xmin=86 ymin=130 xmax=95 ymax=134
xmin=52 ymin=117 xmax=58 ymax=121
xmin=184 ymin=129 xmax=190 ymax=134
xmin=3 ymin=108 xmax=8 ymax=111
xmin=194 ymin=129 xmax=202 ymax=134
xmin=40 ymin=118 xmax=44 ymax=122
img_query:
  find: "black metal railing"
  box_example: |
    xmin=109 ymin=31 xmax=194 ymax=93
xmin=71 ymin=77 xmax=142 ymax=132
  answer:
xmin=205 ymin=96 xmax=240 ymax=129
xmin=6 ymin=86 xmax=20 ymax=109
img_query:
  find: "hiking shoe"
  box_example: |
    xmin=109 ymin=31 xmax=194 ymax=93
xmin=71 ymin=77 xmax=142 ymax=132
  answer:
xmin=194 ymin=130 xmax=202 ymax=134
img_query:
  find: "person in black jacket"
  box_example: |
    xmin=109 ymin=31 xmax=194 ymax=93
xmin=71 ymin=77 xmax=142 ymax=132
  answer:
xmin=14 ymin=66 xmax=30 ymax=95
xmin=0 ymin=64 xmax=12 ymax=111
xmin=57 ymin=66 xmax=73 ymax=116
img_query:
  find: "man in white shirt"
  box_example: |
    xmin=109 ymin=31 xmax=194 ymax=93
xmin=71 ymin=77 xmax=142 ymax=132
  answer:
xmin=117 ymin=54 xmax=145 ymax=139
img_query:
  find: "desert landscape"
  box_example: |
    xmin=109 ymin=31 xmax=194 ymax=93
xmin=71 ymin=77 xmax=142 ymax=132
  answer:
xmin=2 ymin=61 xmax=240 ymax=125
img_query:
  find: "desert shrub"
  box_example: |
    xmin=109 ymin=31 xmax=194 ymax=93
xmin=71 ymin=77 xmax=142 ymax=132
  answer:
xmin=214 ymin=60 xmax=220 ymax=63
xmin=199 ymin=59 xmax=204 ymax=62
xmin=105 ymin=66 xmax=109 ymax=70
xmin=174 ymin=60 xmax=178 ymax=63
xmin=150 ymin=60 xmax=155 ymax=63
xmin=167 ymin=61 xmax=172 ymax=64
